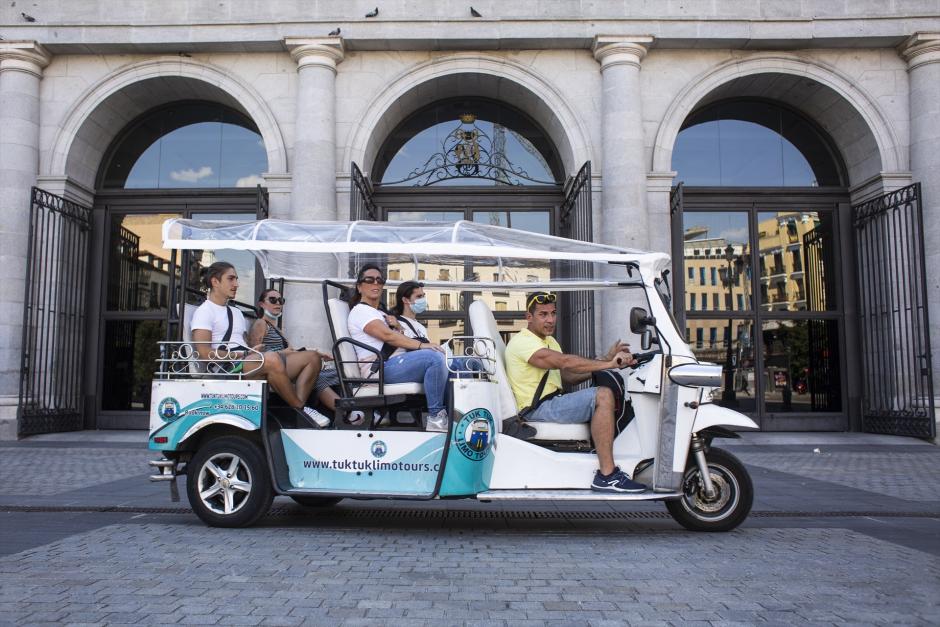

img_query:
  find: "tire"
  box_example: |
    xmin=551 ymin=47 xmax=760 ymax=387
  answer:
xmin=186 ymin=436 xmax=274 ymax=528
xmin=666 ymin=447 xmax=753 ymax=532
xmin=290 ymin=496 xmax=343 ymax=508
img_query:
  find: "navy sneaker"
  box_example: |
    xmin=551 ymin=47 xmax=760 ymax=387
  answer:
xmin=591 ymin=467 xmax=647 ymax=493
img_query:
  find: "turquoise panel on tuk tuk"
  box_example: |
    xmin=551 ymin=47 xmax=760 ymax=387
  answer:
xmin=439 ymin=407 xmax=497 ymax=496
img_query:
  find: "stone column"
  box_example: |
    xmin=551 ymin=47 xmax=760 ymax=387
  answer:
xmin=593 ymin=36 xmax=652 ymax=344
xmin=901 ymin=32 xmax=940 ymax=431
xmin=0 ymin=41 xmax=51 ymax=439
xmin=283 ymin=37 xmax=344 ymax=351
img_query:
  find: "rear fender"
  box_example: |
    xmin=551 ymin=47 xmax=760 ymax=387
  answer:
xmin=692 ymin=402 xmax=758 ymax=433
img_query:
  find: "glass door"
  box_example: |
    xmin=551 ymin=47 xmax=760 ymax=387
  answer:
xmin=95 ymin=193 xmax=262 ymax=429
xmin=678 ymin=192 xmax=847 ymax=430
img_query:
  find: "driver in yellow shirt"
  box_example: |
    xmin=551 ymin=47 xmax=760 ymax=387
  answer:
xmin=505 ymin=292 xmax=647 ymax=493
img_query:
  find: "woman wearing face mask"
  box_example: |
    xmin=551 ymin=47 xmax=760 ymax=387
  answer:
xmin=391 ymin=281 xmax=482 ymax=375
xmin=247 ymin=289 xmax=337 ymax=427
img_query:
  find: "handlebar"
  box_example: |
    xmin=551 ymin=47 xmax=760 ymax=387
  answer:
xmin=628 ymin=351 xmax=659 ymax=369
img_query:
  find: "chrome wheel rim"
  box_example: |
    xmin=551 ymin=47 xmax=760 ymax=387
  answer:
xmin=679 ymin=462 xmax=740 ymax=522
xmin=197 ymin=453 xmax=253 ymax=515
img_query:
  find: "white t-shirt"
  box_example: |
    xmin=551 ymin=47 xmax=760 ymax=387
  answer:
xmin=397 ymin=316 xmax=429 ymax=340
xmin=191 ymin=300 xmax=249 ymax=348
xmin=347 ymin=303 xmax=388 ymax=376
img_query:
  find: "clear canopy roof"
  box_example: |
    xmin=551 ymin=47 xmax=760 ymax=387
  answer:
xmin=162 ymin=219 xmax=670 ymax=287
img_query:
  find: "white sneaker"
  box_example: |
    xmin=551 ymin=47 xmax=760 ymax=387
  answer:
xmin=424 ymin=409 xmax=450 ymax=432
xmin=301 ymin=406 xmax=331 ymax=428
xmin=347 ymin=410 xmax=383 ymax=426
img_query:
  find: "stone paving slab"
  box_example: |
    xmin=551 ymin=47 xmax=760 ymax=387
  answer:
xmin=735 ymin=450 xmax=940 ymax=502
xmin=0 ymin=522 xmax=937 ymax=625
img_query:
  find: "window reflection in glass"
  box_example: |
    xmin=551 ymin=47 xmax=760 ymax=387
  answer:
xmin=762 ymin=319 xmax=841 ymax=413
xmin=102 ymin=103 xmax=268 ymax=189
xmin=682 ymin=212 xmax=751 ymax=313
xmin=672 ymin=100 xmax=842 ymax=187
xmin=107 ymin=213 xmax=180 ymax=312
xmin=101 ymin=320 xmax=165 ymax=410
xmin=686 ymin=318 xmax=757 ymax=414
xmin=757 ymin=211 xmax=835 ymax=312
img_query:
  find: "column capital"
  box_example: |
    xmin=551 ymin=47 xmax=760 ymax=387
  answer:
xmin=899 ymin=32 xmax=940 ymax=71
xmin=0 ymin=41 xmax=51 ymax=78
xmin=592 ymin=36 xmax=653 ymax=71
xmin=284 ymin=37 xmax=345 ymax=73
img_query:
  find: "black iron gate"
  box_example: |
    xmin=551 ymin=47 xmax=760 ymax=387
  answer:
xmin=852 ymin=183 xmax=935 ymax=438
xmin=18 ymin=188 xmax=92 ymax=436
xmin=558 ymin=162 xmax=595 ymax=359
xmin=350 ymin=162 xmax=379 ymax=221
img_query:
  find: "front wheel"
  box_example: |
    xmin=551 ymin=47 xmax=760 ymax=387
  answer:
xmin=666 ymin=447 xmax=753 ymax=532
xmin=186 ymin=436 xmax=274 ymax=528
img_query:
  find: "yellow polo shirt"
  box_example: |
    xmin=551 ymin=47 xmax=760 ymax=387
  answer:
xmin=505 ymin=328 xmax=562 ymax=410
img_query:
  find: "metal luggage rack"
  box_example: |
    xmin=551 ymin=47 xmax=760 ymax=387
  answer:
xmin=444 ymin=336 xmax=497 ymax=378
xmin=155 ymin=341 xmax=264 ymax=379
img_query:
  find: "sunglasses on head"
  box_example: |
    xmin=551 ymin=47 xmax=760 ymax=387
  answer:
xmin=265 ymin=296 xmax=286 ymax=305
xmin=527 ymin=292 xmax=556 ymax=310
xmin=359 ymin=276 xmax=386 ymax=285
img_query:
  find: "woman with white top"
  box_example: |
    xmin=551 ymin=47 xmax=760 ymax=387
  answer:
xmin=390 ymin=281 xmax=482 ymax=375
xmin=346 ymin=265 xmax=449 ymax=431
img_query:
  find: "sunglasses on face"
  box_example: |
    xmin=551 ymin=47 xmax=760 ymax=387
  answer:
xmin=359 ymin=276 xmax=386 ymax=285
xmin=526 ymin=292 xmax=557 ymax=309
xmin=265 ymin=296 xmax=286 ymax=305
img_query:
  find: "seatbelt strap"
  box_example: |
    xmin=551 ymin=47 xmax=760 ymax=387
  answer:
xmin=519 ymin=370 xmax=551 ymax=418
xmin=220 ymin=306 xmax=234 ymax=349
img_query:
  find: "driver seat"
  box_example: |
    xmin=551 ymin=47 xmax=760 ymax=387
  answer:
xmin=468 ymin=300 xmax=590 ymax=441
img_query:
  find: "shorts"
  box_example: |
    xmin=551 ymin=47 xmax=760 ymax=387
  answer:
xmin=524 ymin=387 xmax=597 ymax=424
xmin=314 ymin=365 xmax=341 ymax=396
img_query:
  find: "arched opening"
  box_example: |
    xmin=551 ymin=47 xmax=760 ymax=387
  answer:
xmin=92 ymin=99 xmax=269 ymax=428
xmin=365 ymin=96 xmax=569 ymax=348
xmin=672 ymin=97 xmax=850 ymax=431
xmin=349 ymin=69 xmax=594 ymax=352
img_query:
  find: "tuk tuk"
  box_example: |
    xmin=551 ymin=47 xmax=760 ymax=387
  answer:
xmin=148 ymin=219 xmax=757 ymax=531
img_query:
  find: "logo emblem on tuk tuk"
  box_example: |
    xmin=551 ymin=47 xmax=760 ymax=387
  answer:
xmin=371 ymin=440 xmax=387 ymax=458
xmin=453 ymin=408 xmax=495 ymax=461
xmin=159 ymin=397 xmax=180 ymax=422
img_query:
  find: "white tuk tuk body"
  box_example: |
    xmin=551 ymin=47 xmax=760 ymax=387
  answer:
xmin=148 ymin=219 xmax=757 ymax=528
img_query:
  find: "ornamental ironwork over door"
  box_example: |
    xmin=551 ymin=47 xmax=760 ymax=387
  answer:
xmin=558 ymin=162 xmax=595 ymax=359
xmin=852 ymin=183 xmax=935 ymax=438
xmin=18 ymin=188 xmax=92 ymax=436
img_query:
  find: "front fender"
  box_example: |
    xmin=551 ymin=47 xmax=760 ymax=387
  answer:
xmin=692 ymin=402 xmax=758 ymax=433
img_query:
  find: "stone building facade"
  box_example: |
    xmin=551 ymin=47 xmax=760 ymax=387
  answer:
xmin=1 ymin=1 xmax=938 ymax=438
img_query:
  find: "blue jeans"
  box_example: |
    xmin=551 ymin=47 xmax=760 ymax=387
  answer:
xmin=383 ymin=350 xmax=448 ymax=414
xmin=449 ymin=356 xmax=483 ymax=378
xmin=526 ymin=387 xmax=597 ymax=423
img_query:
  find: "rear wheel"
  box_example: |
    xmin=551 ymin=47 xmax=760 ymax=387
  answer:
xmin=186 ymin=436 xmax=273 ymax=528
xmin=290 ymin=496 xmax=343 ymax=508
xmin=666 ymin=447 xmax=753 ymax=532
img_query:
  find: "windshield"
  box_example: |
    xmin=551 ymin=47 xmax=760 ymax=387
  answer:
xmin=654 ymin=273 xmax=683 ymax=336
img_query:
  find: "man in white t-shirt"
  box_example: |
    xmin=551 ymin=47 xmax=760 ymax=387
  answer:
xmin=191 ymin=261 xmax=330 ymax=427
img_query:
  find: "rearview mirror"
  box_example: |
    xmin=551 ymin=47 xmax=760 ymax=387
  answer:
xmin=630 ymin=307 xmax=655 ymax=333
xmin=640 ymin=329 xmax=652 ymax=351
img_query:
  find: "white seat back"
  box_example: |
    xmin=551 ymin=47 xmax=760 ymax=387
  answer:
xmin=181 ymin=302 xmax=198 ymax=343
xmin=468 ymin=300 xmax=519 ymax=422
xmin=327 ymin=298 xmax=362 ymax=380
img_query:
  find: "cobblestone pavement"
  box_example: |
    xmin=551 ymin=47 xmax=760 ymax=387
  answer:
xmin=0 ymin=434 xmax=938 ymax=625
xmin=1 ymin=523 xmax=937 ymax=626
xmin=733 ymin=450 xmax=940 ymax=501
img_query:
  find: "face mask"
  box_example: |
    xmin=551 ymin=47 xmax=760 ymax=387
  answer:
xmin=264 ymin=309 xmax=282 ymax=320
xmin=410 ymin=297 xmax=428 ymax=315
